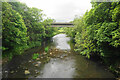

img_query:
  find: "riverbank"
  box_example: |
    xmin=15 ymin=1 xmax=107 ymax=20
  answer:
xmin=2 ymin=34 xmax=115 ymax=78
xmin=68 ymin=38 xmax=120 ymax=79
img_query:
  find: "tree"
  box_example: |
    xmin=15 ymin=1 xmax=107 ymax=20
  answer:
xmin=2 ymin=2 xmax=28 ymax=55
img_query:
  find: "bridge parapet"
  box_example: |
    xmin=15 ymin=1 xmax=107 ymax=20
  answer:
xmin=51 ymin=23 xmax=74 ymax=27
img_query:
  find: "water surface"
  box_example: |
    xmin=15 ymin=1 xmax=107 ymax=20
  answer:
xmin=2 ymin=34 xmax=115 ymax=78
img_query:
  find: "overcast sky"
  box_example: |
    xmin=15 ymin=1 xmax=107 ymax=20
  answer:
xmin=19 ymin=0 xmax=92 ymax=22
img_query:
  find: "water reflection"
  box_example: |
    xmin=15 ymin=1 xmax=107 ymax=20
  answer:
xmin=2 ymin=34 xmax=115 ymax=78
xmin=36 ymin=34 xmax=114 ymax=78
xmin=52 ymin=34 xmax=70 ymax=50
xmin=37 ymin=58 xmax=75 ymax=78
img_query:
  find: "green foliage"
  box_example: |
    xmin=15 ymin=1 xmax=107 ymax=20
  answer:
xmin=2 ymin=2 xmax=28 ymax=55
xmin=58 ymin=27 xmax=65 ymax=33
xmin=64 ymin=27 xmax=76 ymax=38
xmin=64 ymin=2 xmax=120 ymax=75
xmin=43 ymin=18 xmax=57 ymax=38
xmin=44 ymin=46 xmax=49 ymax=53
xmin=2 ymin=2 xmax=57 ymax=59
xmin=71 ymin=2 xmax=120 ymax=58
xmin=32 ymin=53 xmax=39 ymax=60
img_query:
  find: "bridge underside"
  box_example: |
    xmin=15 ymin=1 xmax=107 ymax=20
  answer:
xmin=51 ymin=23 xmax=74 ymax=27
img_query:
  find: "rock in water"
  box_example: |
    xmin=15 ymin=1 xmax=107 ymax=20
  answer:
xmin=29 ymin=60 xmax=32 ymax=63
xmin=36 ymin=58 xmax=40 ymax=60
xmin=56 ymin=49 xmax=58 ymax=51
xmin=43 ymin=52 xmax=47 ymax=55
xmin=35 ymin=64 xmax=39 ymax=67
xmin=37 ymin=61 xmax=41 ymax=64
xmin=5 ymin=71 xmax=8 ymax=73
xmin=25 ymin=70 xmax=30 ymax=75
xmin=10 ymin=71 xmax=14 ymax=74
xmin=50 ymin=52 xmax=52 ymax=55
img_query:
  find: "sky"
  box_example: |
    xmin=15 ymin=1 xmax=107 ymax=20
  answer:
xmin=19 ymin=0 xmax=92 ymax=22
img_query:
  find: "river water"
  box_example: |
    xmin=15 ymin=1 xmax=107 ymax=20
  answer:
xmin=2 ymin=34 xmax=115 ymax=78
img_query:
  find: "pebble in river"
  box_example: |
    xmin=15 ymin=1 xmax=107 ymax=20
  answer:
xmin=35 ymin=63 xmax=40 ymax=67
xmin=36 ymin=58 xmax=40 ymax=60
xmin=36 ymin=71 xmax=39 ymax=74
xmin=43 ymin=52 xmax=47 ymax=55
xmin=25 ymin=70 xmax=30 ymax=75
xmin=10 ymin=71 xmax=14 ymax=74
xmin=29 ymin=60 xmax=32 ymax=63
xmin=50 ymin=52 xmax=52 ymax=55
xmin=37 ymin=61 xmax=41 ymax=64
xmin=56 ymin=49 xmax=58 ymax=51
xmin=5 ymin=71 xmax=8 ymax=73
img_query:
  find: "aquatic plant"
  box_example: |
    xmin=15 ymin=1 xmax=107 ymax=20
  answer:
xmin=45 ymin=46 xmax=49 ymax=53
xmin=32 ymin=53 xmax=39 ymax=60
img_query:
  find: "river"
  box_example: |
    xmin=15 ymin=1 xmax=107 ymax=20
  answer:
xmin=2 ymin=34 xmax=115 ymax=78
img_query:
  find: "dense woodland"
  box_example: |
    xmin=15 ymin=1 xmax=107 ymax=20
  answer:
xmin=2 ymin=2 xmax=58 ymax=59
xmin=2 ymin=1 xmax=120 ymax=77
xmin=64 ymin=2 xmax=120 ymax=77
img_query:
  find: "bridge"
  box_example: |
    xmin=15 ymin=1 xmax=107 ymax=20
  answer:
xmin=51 ymin=23 xmax=74 ymax=27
